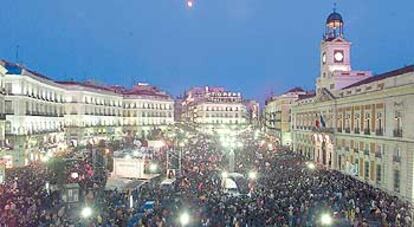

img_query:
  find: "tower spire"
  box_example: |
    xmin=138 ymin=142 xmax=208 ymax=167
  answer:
xmin=333 ymin=2 xmax=337 ymax=13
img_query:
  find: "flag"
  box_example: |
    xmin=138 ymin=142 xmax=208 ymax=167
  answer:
xmin=320 ymin=114 xmax=326 ymax=128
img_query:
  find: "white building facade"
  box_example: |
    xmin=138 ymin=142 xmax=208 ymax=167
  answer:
xmin=0 ymin=61 xmax=174 ymax=167
xmin=181 ymin=86 xmax=251 ymax=129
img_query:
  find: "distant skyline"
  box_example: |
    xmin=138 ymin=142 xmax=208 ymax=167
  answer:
xmin=0 ymin=0 xmax=413 ymax=102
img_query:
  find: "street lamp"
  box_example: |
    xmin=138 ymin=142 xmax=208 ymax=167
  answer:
xmin=307 ymin=162 xmax=316 ymax=170
xmin=320 ymin=213 xmax=333 ymax=225
xmin=179 ymin=211 xmax=190 ymax=226
xmin=81 ymin=206 xmax=93 ymax=218
xmin=248 ymin=171 xmax=257 ymax=180
xmin=71 ymin=172 xmax=79 ymax=179
xmin=41 ymin=155 xmax=50 ymax=163
xmin=149 ymin=163 xmax=158 ymax=173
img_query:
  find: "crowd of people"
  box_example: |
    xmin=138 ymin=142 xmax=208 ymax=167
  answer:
xmin=0 ymin=127 xmax=412 ymax=227
xmin=132 ymin=130 xmax=413 ymax=227
xmin=0 ymin=151 xmax=108 ymax=226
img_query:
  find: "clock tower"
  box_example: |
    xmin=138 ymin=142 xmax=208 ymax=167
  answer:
xmin=316 ymin=8 xmax=367 ymax=93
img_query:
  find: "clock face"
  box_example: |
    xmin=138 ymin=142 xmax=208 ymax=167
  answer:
xmin=322 ymin=53 xmax=326 ymax=64
xmin=334 ymin=51 xmax=344 ymax=62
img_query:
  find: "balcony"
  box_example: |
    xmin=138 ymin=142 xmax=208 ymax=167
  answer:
xmin=363 ymin=150 xmax=370 ymax=156
xmin=354 ymin=128 xmax=360 ymax=134
xmin=312 ymin=127 xmax=334 ymax=134
xmin=345 ymin=128 xmax=350 ymax=133
xmin=337 ymin=128 xmax=343 ymax=133
xmin=375 ymin=129 xmax=383 ymax=136
xmin=375 ymin=152 xmax=382 ymax=158
xmin=364 ymin=129 xmax=371 ymax=135
xmin=393 ymin=129 xmax=403 ymax=138
xmin=393 ymin=156 xmax=401 ymax=163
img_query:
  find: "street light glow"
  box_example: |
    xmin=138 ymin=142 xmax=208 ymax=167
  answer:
xmin=248 ymin=171 xmax=257 ymax=180
xmin=81 ymin=207 xmax=93 ymax=218
xmin=41 ymin=156 xmax=50 ymax=163
xmin=307 ymin=162 xmax=316 ymax=170
xmin=221 ymin=171 xmax=228 ymax=179
xmin=179 ymin=212 xmax=190 ymax=226
xmin=71 ymin=172 xmax=79 ymax=179
xmin=149 ymin=163 xmax=158 ymax=172
xmin=320 ymin=213 xmax=333 ymax=225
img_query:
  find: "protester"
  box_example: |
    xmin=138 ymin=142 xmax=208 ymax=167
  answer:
xmin=0 ymin=128 xmax=411 ymax=227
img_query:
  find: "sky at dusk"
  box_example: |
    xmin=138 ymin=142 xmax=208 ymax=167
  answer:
xmin=0 ymin=0 xmax=413 ymax=102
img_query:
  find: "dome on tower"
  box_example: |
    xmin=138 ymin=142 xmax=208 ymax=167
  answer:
xmin=326 ymin=11 xmax=343 ymax=24
xmin=323 ymin=9 xmax=344 ymax=40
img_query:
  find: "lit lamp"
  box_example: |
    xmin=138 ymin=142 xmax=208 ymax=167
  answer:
xmin=307 ymin=162 xmax=316 ymax=170
xmin=41 ymin=155 xmax=50 ymax=163
xmin=248 ymin=171 xmax=257 ymax=180
xmin=71 ymin=172 xmax=79 ymax=179
xmin=81 ymin=206 xmax=93 ymax=218
xmin=179 ymin=212 xmax=190 ymax=226
xmin=320 ymin=213 xmax=333 ymax=225
xmin=149 ymin=163 xmax=158 ymax=173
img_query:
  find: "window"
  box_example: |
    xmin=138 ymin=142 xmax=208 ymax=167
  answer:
xmin=394 ymin=111 xmax=403 ymax=137
xmin=393 ymin=147 xmax=401 ymax=162
xmin=376 ymin=165 xmax=382 ymax=183
xmin=377 ymin=112 xmax=383 ymax=129
xmin=365 ymin=113 xmax=371 ymax=129
xmin=364 ymin=161 xmax=370 ymax=178
xmin=354 ymin=113 xmax=360 ymax=132
xmin=6 ymin=83 xmax=12 ymax=94
xmin=5 ymin=100 xmax=13 ymax=114
xmin=375 ymin=144 xmax=383 ymax=158
xmin=394 ymin=170 xmax=400 ymax=192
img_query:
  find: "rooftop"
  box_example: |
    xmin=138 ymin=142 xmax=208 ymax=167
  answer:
xmin=342 ymin=65 xmax=414 ymax=90
xmin=297 ymin=91 xmax=316 ymax=101
xmin=286 ymin=87 xmax=305 ymax=93
xmin=1 ymin=60 xmax=52 ymax=81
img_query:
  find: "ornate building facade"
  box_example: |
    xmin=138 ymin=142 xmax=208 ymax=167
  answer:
xmin=291 ymin=10 xmax=414 ymax=201
xmin=181 ymin=86 xmax=253 ymax=128
xmin=0 ymin=60 xmax=174 ymax=167
xmin=264 ymin=87 xmax=306 ymax=146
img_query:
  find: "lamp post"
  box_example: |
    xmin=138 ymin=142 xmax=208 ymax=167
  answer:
xmin=228 ymin=149 xmax=235 ymax=172
xmin=222 ymin=137 xmax=242 ymax=173
xmin=179 ymin=141 xmax=185 ymax=172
